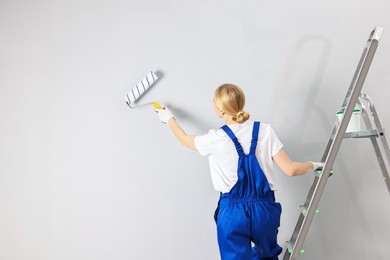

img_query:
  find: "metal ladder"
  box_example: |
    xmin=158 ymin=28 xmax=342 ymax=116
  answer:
xmin=283 ymin=26 xmax=390 ymax=260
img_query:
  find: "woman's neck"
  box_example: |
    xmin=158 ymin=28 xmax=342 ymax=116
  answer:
xmin=223 ymin=114 xmax=238 ymax=125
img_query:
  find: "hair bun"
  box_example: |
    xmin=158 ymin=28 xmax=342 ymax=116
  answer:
xmin=233 ymin=110 xmax=250 ymax=124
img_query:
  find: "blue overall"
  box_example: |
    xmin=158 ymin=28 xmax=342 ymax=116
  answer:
xmin=215 ymin=122 xmax=282 ymax=260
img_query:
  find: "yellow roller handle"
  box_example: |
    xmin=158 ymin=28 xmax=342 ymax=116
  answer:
xmin=153 ymin=102 xmax=163 ymax=109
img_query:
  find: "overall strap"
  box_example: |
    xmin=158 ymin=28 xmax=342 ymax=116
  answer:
xmin=221 ymin=125 xmax=244 ymax=156
xmin=250 ymin=122 xmax=260 ymax=155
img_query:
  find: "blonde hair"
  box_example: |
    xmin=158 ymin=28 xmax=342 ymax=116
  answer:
xmin=214 ymin=83 xmax=250 ymax=124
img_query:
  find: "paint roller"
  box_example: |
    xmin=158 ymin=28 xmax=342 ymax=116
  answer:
xmin=124 ymin=71 xmax=163 ymax=109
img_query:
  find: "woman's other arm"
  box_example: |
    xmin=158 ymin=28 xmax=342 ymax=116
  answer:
xmin=273 ymin=149 xmax=318 ymax=177
xmin=168 ymin=118 xmax=197 ymax=151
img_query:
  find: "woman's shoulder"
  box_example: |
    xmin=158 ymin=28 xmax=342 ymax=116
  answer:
xmin=246 ymin=121 xmax=276 ymax=138
xmin=208 ymin=128 xmax=225 ymax=136
xmin=203 ymin=121 xmax=275 ymax=136
xmin=197 ymin=128 xmax=228 ymax=139
xmin=243 ymin=120 xmax=273 ymax=132
xmin=259 ymin=121 xmax=273 ymax=131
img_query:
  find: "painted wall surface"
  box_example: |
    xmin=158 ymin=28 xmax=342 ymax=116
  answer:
xmin=1 ymin=1 xmax=390 ymax=259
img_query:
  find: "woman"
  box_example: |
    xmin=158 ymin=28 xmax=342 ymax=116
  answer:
xmin=154 ymin=83 xmax=322 ymax=260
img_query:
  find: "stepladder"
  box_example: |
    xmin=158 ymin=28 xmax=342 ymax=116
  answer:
xmin=283 ymin=26 xmax=390 ymax=260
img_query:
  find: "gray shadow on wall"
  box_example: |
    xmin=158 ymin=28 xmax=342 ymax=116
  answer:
xmin=166 ymin=103 xmax=213 ymax=132
xmin=332 ymin=153 xmax=381 ymax=259
xmin=273 ymin=35 xmax=334 ymax=255
xmin=132 ymin=70 xmax=214 ymax=132
xmin=272 ymin=35 xmax=334 ymax=143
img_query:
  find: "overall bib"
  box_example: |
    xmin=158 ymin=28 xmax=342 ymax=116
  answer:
xmin=215 ymin=122 xmax=282 ymax=260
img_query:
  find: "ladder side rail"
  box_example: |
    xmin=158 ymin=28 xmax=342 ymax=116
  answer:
xmin=361 ymin=103 xmax=387 ymax=163
xmin=341 ymin=27 xmax=383 ymax=109
xmin=341 ymin=47 xmax=370 ymax=109
xmin=361 ymin=106 xmax=390 ymax=193
xmin=283 ymin=126 xmax=336 ymax=260
xmin=368 ymin=100 xmax=390 ymax=165
xmin=372 ymin=105 xmax=390 ymax=193
xmin=360 ymin=95 xmax=390 ymax=194
xmin=285 ymin=35 xmax=380 ymax=260
xmin=282 ymin=177 xmax=320 ymax=260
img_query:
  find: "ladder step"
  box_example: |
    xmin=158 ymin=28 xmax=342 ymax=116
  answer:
xmin=343 ymin=129 xmax=379 ymax=139
xmin=286 ymin=241 xmax=305 ymax=254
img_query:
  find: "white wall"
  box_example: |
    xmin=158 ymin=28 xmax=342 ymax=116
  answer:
xmin=1 ymin=0 xmax=390 ymax=259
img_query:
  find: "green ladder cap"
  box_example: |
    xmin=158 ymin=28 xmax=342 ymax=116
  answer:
xmin=288 ymin=249 xmax=305 ymax=254
xmin=315 ymin=169 xmax=334 ymax=175
xmin=286 ymin=241 xmax=305 ymax=254
xmin=336 ymin=109 xmax=361 ymax=114
xmin=302 ymin=209 xmax=320 ymax=214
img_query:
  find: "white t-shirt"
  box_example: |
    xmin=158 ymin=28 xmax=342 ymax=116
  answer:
xmin=194 ymin=120 xmax=283 ymax=193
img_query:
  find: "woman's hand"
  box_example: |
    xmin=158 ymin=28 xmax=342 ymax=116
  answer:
xmin=154 ymin=106 xmax=175 ymax=124
xmin=154 ymin=104 xmax=197 ymax=151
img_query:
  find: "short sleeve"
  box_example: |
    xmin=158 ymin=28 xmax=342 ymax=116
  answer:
xmin=269 ymin=126 xmax=284 ymax=157
xmin=194 ymin=132 xmax=212 ymax=156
